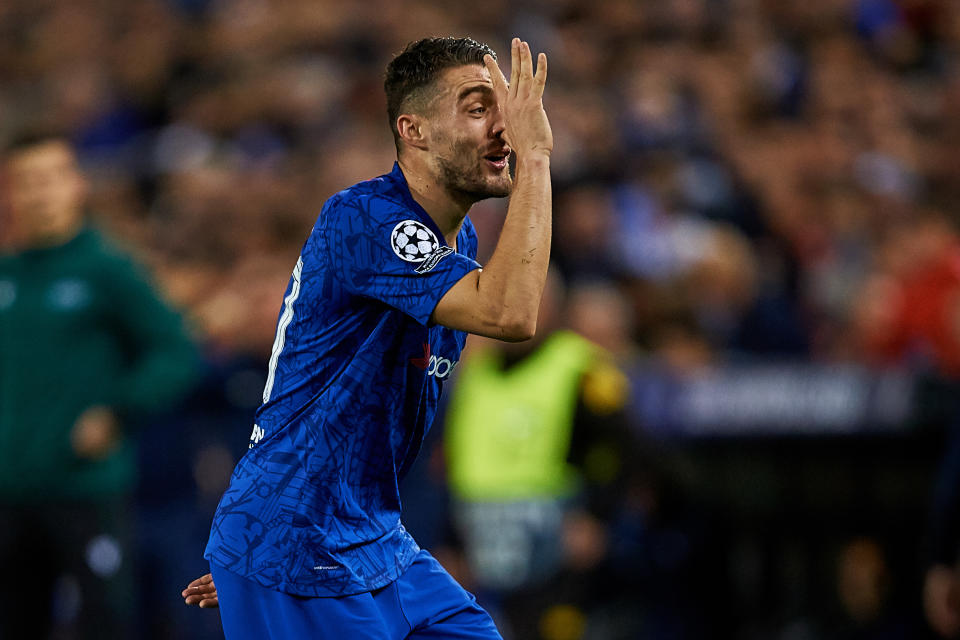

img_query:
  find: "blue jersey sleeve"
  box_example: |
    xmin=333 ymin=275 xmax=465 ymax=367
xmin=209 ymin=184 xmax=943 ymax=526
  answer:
xmin=319 ymin=192 xmax=481 ymax=325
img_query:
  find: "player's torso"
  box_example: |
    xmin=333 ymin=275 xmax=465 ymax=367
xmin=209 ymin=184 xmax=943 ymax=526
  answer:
xmin=207 ymin=268 xmax=467 ymax=595
xmin=247 ymin=244 xmax=467 ymax=452
xmin=206 ymin=166 xmax=478 ymax=595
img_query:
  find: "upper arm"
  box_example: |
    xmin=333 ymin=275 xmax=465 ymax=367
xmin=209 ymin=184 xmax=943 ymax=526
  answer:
xmin=101 ymin=256 xmax=199 ymax=411
xmin=324 ymin=196 xmax=483 ymax=326
xmin=105 ymin=256 xmax=191 ymax=347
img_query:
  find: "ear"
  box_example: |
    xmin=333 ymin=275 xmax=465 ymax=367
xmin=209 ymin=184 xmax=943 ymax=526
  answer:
xmin=396 ymin=114 xmax=429 ymax=151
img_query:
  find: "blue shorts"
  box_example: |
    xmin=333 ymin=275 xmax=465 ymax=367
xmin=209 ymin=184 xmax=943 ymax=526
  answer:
xmin=211 ymin=550 xmax=502 ymax=639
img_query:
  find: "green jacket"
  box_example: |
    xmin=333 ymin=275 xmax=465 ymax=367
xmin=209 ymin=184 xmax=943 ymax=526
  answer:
xmin=0 ymin=227 xmax=199 ymax=502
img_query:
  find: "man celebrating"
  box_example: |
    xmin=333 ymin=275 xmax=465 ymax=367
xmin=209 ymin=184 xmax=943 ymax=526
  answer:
xmin=184 ymin=37 xmax=552 ymax=639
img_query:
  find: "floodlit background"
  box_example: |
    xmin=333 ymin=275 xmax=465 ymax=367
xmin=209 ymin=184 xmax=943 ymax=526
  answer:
xmin=2 ymin=0 xmax=960 ymax=638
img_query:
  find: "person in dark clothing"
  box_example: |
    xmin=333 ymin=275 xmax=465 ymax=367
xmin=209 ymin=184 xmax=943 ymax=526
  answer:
xmin=0 ymin=133 xmax=199 ymax=639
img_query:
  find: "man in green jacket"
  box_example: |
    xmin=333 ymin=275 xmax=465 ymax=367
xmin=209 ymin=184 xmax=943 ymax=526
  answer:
xmin=0 ymin=133 xmax=199 ymax=638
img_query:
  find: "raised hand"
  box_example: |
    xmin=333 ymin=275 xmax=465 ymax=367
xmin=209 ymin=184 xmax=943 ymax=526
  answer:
xmin=182 ymin=573 xmax=218 ymax=609
xmin=483 ymin=38 xmax=552 ymax=159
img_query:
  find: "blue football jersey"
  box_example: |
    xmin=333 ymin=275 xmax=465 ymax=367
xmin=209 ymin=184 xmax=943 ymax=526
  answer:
xmin=205 ymin=163 xmax=482 ymax=597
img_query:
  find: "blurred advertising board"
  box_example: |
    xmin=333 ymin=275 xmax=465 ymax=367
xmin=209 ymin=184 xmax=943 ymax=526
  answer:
xmin=628 ymin=364 xmax=916 ymax=437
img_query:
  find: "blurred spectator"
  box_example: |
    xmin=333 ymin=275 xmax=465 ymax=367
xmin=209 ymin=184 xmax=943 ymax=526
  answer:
xmin=565 ymin=280 xmax=638 ymax=359
xmin=846 ymin=212 xmax=960 ymax=638
xmin=0 ymin=133 xmax=199 ymax=638
xmin=441 ymin=272 xmax=716 ymax=639
xmin=829 ymin=537 xmax=911 ymax=639
xmin=441 ymin=273 xmax=620 ymax=634
xmin=683 ymin=224 xmax=809 ymax=357
xmin=853 ymin=212 xmax=960 ymax=376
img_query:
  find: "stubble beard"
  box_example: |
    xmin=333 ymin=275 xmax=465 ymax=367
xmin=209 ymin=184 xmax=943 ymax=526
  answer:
xmin=436 ymin=137 xmax=512 ymax=203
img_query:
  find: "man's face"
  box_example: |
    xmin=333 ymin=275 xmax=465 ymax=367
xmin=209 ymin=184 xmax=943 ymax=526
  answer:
xmin=3 ymin=140 xmax=86 ymax=245
xmin=425 ymin=64 xmax=512 ymax=201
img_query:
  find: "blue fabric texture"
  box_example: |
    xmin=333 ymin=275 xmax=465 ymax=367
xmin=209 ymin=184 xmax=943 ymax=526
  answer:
xmin=205 ymin=163 xmax=481 ymax=596
xmin=212 ymin=550 xmax=502 ymax=639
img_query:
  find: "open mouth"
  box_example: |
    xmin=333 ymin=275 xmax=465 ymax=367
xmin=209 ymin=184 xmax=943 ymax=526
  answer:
xmin=484 ymin=150 xmax=510 ymax=170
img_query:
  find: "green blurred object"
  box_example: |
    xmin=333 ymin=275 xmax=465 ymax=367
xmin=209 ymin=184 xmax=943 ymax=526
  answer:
xmin=0 ymin=227 xmax=199 ymax=501
xmin=445 ymin=331 xmax=596 ymax=501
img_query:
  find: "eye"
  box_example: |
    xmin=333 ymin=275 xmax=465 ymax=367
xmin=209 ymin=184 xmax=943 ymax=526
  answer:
xmin=469 ymin=106 xmax=486 ymax=115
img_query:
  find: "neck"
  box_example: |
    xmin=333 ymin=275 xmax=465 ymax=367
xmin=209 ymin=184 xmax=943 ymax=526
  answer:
xmin=397 ymin=156 xmax=469 ymax=247
xmin=19 ymin=219 xmax=83 ymax=251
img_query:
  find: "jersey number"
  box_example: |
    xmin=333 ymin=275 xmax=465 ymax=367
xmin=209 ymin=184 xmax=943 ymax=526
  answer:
xmin=262 ymin=256 xmax=304 ymax=404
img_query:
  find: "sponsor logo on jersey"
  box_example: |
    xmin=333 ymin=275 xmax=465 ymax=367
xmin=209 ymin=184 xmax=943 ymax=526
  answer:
xmin=426 ymin=355 xmax=457 ymax=379
xmin=249 ymin=423 xmax=265 ymax=448
xmin=410 ymin=342 xmax=457 ymax=379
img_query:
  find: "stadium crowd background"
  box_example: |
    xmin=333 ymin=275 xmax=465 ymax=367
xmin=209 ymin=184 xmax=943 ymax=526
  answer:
xmin=3 ymin=0 xmax=960 ymax=638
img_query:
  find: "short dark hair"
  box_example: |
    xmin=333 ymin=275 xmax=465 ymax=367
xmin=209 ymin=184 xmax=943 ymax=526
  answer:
xmin=3 ymin=129 xmax=72 ymax=158
xmin=384 ymin=37 xmax=496 ymax=151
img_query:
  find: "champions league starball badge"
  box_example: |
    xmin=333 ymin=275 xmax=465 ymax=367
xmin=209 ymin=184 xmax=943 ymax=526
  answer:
xmin=390 ymin=220 xmax=454 ymax=273
xmin=390 ymin=220 xmax=440 ymax=262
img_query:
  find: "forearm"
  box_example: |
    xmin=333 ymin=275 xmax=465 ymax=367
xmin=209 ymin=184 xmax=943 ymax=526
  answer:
xmin=475 ymin=153 xmax=552 ymax=339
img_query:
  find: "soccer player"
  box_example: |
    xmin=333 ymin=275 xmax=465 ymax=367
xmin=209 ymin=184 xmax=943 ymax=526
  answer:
xmin=182 ymin=36 xmax=552 ymax=638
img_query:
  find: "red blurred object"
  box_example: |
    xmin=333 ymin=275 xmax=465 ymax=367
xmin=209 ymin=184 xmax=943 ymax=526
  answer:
xmin=859 ymin=220 xmax=960 ymax=376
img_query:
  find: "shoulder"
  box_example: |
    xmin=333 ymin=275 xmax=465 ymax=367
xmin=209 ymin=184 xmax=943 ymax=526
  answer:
xmin=304 ymin=175 xmax=423 ymax=271
xmin=65 ymin=228 xmax=167 ymax=302
xmin=76 ymin=227 xmax=146 ymax=272
xmin=316 ymin=177 xmax=416 ymax=235
xmin=460 ymin=215 xmax=480 ymax=259
xmin=461 ymin=214 xmax=478 ymax=238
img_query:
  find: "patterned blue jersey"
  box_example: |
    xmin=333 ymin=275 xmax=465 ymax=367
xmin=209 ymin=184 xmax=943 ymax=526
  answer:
xmin=205 ymin=163 xmax=482 ymax=597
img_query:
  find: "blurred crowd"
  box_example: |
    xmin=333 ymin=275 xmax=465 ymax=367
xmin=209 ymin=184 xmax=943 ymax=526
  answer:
xmin=3 ymin=0 xmax=960 ymax=638
xmin=3 ymin=0 xmax=960 ymax=373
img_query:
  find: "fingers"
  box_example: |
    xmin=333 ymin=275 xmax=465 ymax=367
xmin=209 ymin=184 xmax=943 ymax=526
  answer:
xmin=182 ymin=583 xmax=215 ymax=597
xmin=184 ymin=592 xmax=217 ymax=604
xmin=184 ymin=595 xmax=219 ymax=608
xmin=184 ymin=573 xmax=214 ymax=590
xmin=182 ymin=574 xmax=215 ymax=597
xmin=183 ymin=588 xmax=218 ymax=608
xmin=519 ymin=40 xmax=534 ymax=93
xmin=182 ymin=573 xmax=220 ymax=608
xmin=500 ymin=39 xmax=546 ymax=99
xmin=483 ymin=54 xmax=508 ymax=103
xmin=534 ymin=52 xmax=548 ymax=96
xmin=509 ymin=37 xmax=520 ymax=99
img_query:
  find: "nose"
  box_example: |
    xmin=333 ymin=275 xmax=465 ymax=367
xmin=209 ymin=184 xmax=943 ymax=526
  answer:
xmin=489 ymin=104 xmax=506 ymax=139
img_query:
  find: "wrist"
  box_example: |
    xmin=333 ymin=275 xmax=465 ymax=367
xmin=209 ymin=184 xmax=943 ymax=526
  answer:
xmin=515 ymin=149 xmax=551 ymax=168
